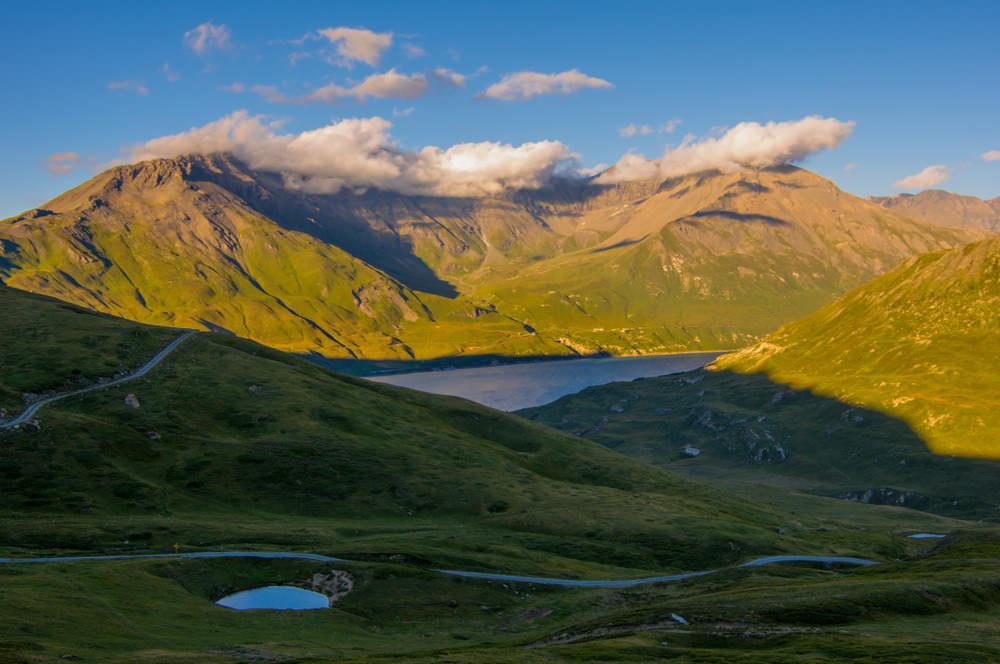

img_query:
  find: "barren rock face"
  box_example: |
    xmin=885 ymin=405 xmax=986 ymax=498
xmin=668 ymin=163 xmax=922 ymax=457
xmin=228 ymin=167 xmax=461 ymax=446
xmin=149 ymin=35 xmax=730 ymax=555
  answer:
xmin=871 ymin=189 xmax=1000 ymax=232
xmin=303 ymin=570 xmax=354 ymax=606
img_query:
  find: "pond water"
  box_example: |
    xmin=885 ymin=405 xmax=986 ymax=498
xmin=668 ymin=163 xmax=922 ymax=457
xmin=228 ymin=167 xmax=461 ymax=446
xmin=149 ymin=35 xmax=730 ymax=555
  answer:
xmin=907 ymin=533 xmax=947 ymax=539
xmin=216 ymin=586 xmax=329 ymax=610
xmin=369 ymin=352 xmax=723 ymax=411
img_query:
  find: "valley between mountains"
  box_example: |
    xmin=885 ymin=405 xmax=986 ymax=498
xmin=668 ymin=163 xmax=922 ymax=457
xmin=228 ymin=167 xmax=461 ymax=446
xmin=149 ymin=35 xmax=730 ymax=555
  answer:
xmin=2 ymin=154 xmax=999 ymax=663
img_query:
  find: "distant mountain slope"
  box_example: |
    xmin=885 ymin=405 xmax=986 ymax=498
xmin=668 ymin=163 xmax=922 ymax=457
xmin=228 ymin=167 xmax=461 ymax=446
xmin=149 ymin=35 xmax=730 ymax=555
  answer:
xmin=870 ymin=189 xmax=1000 ymax=232
xmin=0 ymin=154 xmax=983 ymax=360
xmin=482 ymin=166 xmax=983 ymax=353
xmin=521 ymin=238 xmax=1000 ymax=516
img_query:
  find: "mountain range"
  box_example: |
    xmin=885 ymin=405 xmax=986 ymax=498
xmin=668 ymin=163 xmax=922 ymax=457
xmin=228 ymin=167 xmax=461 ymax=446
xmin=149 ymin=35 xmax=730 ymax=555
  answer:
xmin=871 ymin=189 xmax=1000 ymax=232
xmin=0 ymin=154 xmax=984 ymax=361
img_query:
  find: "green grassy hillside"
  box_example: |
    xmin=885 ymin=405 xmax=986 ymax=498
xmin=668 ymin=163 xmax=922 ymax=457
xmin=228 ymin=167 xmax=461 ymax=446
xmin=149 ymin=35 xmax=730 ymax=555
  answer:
xmin=521 ymin=238 xmax=1000 ymax=517
xmin=3 ymin=283 xmax=1000 ymax=662
xmin=714 ymin=237 xmax=1000 ymax=458
xmin=1 ymin=281 xmax=882 ymax=576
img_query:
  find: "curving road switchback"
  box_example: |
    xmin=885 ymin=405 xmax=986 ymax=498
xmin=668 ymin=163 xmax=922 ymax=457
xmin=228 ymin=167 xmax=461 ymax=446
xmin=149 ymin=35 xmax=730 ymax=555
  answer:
xmin=1 ymin=331 xmax=195 ymax=430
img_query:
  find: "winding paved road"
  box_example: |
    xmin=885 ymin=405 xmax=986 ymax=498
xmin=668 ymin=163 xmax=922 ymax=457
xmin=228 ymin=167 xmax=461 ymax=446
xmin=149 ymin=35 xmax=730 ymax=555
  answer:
xmin=0 ymin=331 xmax=195 ymax=430
xmin=0 ymin=551 xmax=877 ymax=587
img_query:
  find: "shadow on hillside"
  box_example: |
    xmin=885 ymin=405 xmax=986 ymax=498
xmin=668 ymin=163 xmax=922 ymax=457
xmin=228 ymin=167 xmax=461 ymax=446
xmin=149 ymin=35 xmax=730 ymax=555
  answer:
xmin=518 ymin=367 xmax=1000 ymax=520
xmin=190 ymin=159 xmax=460 ymax=298
xmin=688 ymin=210 xmax=790 ymax=225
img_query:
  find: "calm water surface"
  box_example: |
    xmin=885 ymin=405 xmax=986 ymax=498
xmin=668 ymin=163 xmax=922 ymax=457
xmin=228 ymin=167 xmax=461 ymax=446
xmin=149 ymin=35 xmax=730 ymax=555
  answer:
xmin=216 ymin=586 xmax=328 ymax=610
xmin=369 ymin=352 xmax=723 ymax=411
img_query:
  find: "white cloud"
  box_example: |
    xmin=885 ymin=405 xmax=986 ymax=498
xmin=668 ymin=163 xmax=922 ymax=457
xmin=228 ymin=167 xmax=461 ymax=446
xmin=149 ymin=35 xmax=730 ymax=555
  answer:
xmin=661 ymin=118 xmax=681 ymax=134
xmin=393 ymin=107 xmax=415 ymax=118
xmin=347 ymin=69 xmax=430 ymax=99
xmin=983 ymin=150 xmax=1000 ymax=162
xmin=249 ymin=84 xmax=292 ymax=104
xmin=223 ymin=68 xmax=465 ymax=105
xmin=108 ymin=80 xmax=150 ymax=96
xmin=184 ymin=22 xmax=232 ymax=56
xmin=127 ymin=111 xmax=574 ymax=197
xmin=402 ymin=42 xmax=425 ymax=58
xmin=43 ymin=152 xmax=80 ymax=175
xmin=577 ymin=163 xmax=610 ymax=177
xmin=316 ymin=27 xmax=392 ymax=67
xmin=620 ymin=119 xmax=681 ymax=138
xmin=597 ymin=116 xmax=855 ymax=182
xmin=844 ymin=163 xmax=857 ymax=172
xmin=479 ymin=69 xmax=612 ymax=101
xmin=289 ymin=52 xmax=312 ymax=66
xmin=893 ymin=165 xmax=950 ymax=190
xmin=160 ymin=63 xmax=180 ymax=82
xmin=430 ymin=68 xmax=466 ymax=87
xmin=619 ymin=124 xmax=654 ymax=138
xmin=307 ymin=69 xmax=429 ymax=103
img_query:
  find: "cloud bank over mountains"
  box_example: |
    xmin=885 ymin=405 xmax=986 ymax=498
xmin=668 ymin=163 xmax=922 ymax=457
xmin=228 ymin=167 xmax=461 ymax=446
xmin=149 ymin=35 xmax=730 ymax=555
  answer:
xmin=127 ymin=112 xmax=856 ymax=197
xmin=597 ymin=117 xmax=855 ymax=183
xmin=130 ymin=111 xmax=572 ymax=197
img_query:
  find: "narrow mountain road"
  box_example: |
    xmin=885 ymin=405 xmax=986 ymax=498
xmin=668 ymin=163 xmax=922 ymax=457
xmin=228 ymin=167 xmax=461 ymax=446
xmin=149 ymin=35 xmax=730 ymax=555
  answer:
xmin=0 ymin=551 xmax=878 ymax=587
xmin=0 ymin=331 xmax=196 ymax=430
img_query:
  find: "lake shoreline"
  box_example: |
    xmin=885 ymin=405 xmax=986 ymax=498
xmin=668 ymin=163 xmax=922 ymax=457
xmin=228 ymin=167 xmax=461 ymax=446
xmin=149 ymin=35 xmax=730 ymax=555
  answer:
xmin=310 ymin=349 xmax=736 ymax=378
xmin=366 ymin=351 xmax=726 ymax=411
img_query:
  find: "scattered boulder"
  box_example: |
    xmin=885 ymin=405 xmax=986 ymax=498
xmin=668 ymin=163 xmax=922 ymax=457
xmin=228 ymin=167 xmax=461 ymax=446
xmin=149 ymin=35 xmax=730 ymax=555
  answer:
xmin=303 ymin=570 xmax=354 ymax=606
xmin=248 ymin=385 xmax=263 ymax=393
xmin=124 ymin=393 xmax=140 ymax=409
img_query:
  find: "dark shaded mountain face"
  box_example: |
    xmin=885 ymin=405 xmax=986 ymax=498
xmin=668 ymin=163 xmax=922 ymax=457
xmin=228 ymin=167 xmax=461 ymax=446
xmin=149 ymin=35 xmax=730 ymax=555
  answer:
xmin=0 ymin=154 xmax=984 ymax=360
xmin=870 ymin=189 xmax=1000 ymax=232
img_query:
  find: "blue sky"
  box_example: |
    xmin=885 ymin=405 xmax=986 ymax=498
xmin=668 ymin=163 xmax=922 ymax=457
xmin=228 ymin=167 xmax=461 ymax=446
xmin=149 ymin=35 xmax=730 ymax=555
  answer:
xmin=1 ymin=0 xmax=998 ymax=216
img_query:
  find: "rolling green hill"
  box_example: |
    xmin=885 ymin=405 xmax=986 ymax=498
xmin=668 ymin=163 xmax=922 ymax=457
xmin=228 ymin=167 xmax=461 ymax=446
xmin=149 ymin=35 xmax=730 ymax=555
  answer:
xmin=0 ymin=155 xmax=981 ymax=361
xmin=714 ymin=237 xmax=1000 ymax=458
xmin=4 ymin=282 xmax=1000 ymax=663
xmin=1 ymin=280 xmax=868 ymax=576
xmin=521 ymin=238 xmax=1000 ymax=515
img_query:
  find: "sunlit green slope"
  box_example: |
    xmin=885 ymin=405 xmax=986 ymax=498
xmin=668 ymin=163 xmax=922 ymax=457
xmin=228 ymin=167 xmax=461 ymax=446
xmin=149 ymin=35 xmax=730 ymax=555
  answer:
xmin=715 ymin=237 xmax=1000 ymax=457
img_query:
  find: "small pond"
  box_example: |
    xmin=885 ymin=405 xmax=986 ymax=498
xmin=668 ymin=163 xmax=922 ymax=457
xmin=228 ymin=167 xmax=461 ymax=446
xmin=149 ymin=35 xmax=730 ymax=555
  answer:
xmin=907 ymin=533 xmax=947 ymax=539
xmin=216 ymin=585 xmax=329 ymax=610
